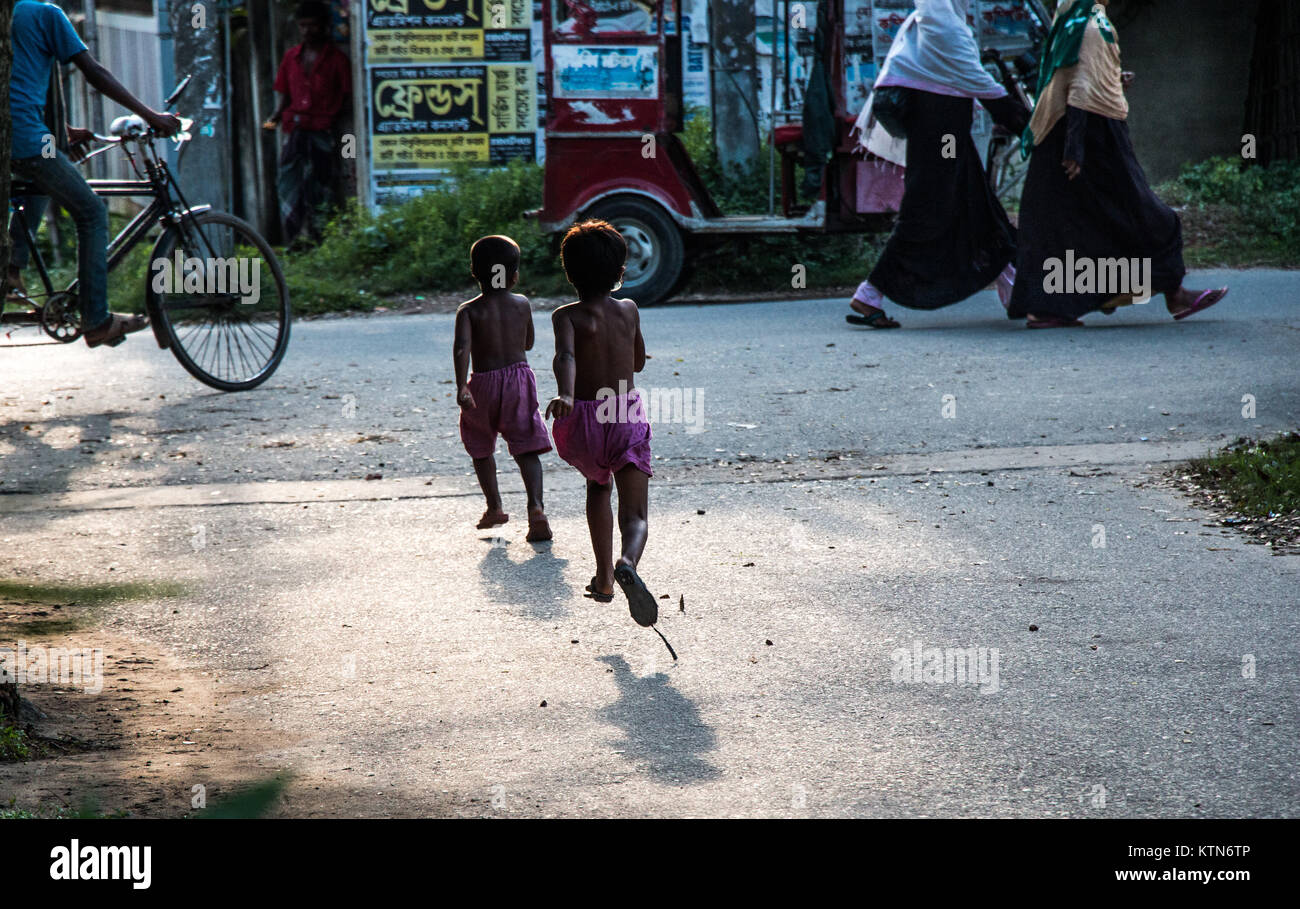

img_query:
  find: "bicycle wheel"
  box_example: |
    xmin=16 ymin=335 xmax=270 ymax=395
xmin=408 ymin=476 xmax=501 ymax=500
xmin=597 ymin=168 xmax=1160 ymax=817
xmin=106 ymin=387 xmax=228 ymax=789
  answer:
xmin=147 ymin=209 xmax=290 ymax=391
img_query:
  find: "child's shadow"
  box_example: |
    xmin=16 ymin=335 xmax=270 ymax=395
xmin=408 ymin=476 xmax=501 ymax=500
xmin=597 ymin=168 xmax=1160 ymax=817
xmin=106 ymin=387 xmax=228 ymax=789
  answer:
xmin=597 ymin=654 xmax=721 ymax=784
xmin=478 ymin=539 xmax=573 ymax=621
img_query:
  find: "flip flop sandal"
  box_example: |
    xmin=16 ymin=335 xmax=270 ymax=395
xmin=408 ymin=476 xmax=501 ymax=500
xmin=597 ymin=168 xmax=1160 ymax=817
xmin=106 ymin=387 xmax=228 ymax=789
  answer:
xmin=845 ymin=310 xmax=901 ymax=329
xmin=614 ymin=565 xmax=658 ymax=627
xmin=584 ymin=577 xmax=614 ymax=603
xmin=1027 ymin=317 xmax=1084 ymax=329
xmin=1173 ymin=287 xmax=1229 ymax=321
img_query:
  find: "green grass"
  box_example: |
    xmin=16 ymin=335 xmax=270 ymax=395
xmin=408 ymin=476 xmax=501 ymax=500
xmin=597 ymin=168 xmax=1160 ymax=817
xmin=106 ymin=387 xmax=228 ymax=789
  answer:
xmin=192 ymin=774 xmax=288 ymax=818
xmin=0 ymin=579 xmax=184 ymax=606
xmin=1 ymin=797 xmax=128 ymax=817
xmin=0 ymin=579 xmax=184 ymax=637
xmin=0 ymin=721 xmax=32 ymax=761
xmin=1187 ymin=432 xmax=1300 ymax=519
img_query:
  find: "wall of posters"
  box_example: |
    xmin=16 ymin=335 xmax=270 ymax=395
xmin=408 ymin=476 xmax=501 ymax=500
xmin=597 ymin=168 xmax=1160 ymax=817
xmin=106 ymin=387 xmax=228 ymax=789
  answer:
xmin=362 ymin=0 xmax=539 ymax=205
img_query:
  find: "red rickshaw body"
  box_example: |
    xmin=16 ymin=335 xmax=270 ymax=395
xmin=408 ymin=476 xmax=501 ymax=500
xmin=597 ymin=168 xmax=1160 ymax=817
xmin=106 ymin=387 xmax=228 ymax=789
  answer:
xmin=538 ymin=0 xmax=706 ymax=233
xmin=532 ymin=0 xmax=1048 ymax=303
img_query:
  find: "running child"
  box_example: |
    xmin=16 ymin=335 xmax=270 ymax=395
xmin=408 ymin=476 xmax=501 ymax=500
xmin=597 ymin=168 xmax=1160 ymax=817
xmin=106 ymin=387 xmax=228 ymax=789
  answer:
xmin=544 ymin=220 xmax=658 ymax=627
xmin=454 ymin=235 xmax=553 ymax=542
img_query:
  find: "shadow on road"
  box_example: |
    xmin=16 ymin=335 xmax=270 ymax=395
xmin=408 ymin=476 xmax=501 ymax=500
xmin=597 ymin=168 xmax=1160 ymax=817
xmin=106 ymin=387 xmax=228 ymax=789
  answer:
xmin=477 ymin=541 xmax=573 ymax=621
xmin=597 ymin=654 xmax=720 ymax=784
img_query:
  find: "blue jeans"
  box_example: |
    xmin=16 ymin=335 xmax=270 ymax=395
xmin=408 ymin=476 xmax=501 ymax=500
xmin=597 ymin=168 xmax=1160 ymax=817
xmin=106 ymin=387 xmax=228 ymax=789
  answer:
xmin=10 ymin=151 xmax=110 ymax=330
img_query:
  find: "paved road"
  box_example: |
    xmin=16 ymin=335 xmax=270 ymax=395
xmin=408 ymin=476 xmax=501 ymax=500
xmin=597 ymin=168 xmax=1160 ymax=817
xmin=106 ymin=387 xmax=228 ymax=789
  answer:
xmin=2 ymin=268 xmax=1297 ymax=816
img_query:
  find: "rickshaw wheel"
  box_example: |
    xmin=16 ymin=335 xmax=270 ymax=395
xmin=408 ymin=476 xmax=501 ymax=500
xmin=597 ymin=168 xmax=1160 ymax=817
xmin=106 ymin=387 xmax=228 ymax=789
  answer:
xmin=585 ymin=196 xmax=684 ymax=306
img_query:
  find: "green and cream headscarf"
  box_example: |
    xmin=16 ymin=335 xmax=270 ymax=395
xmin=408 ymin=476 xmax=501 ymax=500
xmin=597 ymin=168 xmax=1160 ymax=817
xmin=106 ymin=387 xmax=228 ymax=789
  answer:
xmin=1021 ymin=1 xmax=1128 ymax=156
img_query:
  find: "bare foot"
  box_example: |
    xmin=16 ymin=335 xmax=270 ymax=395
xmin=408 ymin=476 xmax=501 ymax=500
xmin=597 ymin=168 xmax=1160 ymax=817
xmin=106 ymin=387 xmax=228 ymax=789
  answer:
xmin=476 ymin=508 xmax=508 ymax=529
xmin=525 ymin=508 xmax=552 ymax=542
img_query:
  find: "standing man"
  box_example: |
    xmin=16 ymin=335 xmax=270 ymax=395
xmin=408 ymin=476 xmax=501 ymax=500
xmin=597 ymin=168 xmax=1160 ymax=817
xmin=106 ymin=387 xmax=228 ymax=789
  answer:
xmin=7 ymin=0 xmax=180 ymax=347
xmin=266 ymin=1 xmax=351 ymax=246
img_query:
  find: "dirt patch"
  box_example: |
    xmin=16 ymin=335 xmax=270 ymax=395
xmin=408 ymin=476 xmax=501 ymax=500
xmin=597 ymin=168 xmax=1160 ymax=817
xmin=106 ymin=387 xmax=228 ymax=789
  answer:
xmin=1 ymin=598 xmax=292 ymax=817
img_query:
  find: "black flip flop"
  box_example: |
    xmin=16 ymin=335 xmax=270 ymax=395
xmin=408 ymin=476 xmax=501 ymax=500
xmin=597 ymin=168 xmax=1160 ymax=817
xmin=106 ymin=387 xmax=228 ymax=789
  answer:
xmin=614 ymin=565 xmax=658 ymax=627
xmin=584 ymin=576 xmax=613 ymax=603
xmin=845 ymin=310 xmax=901 ymax=329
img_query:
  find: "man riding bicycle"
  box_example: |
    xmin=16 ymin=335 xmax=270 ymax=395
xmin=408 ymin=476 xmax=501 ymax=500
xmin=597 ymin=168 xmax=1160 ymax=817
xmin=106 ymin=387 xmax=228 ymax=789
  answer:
xmin=6 ymin=0 xmax=181 ymax=348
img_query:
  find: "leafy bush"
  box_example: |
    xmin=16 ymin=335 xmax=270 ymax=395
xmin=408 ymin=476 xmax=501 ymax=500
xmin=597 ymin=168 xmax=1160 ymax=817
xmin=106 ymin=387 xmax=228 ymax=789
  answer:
xmin=1153 ymin=156 xmax=1300 ymax=268
xmin=286 ymin=160 xmax=567 ymax=312
xmin=1167 ymin=157 xmax=1300 ymax=244
xmin=0 ymin=720 xmax=31 ymax=762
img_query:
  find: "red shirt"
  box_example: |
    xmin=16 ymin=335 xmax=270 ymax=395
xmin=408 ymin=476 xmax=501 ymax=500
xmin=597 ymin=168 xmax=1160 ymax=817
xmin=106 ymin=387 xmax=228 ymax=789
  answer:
xmin=273 ymin=43 xmax=351 ymax=133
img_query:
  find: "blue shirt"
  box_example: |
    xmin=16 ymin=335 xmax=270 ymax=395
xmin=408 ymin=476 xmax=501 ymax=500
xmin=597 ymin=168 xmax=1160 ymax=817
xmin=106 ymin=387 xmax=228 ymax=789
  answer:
xmin=10 ymin=1 xmax=88 ymax=159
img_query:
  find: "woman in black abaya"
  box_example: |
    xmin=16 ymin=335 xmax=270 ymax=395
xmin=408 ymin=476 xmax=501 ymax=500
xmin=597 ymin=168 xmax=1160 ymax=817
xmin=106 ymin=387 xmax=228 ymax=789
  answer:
xmin=1008 ymin=0 xmax=1227 ymax=327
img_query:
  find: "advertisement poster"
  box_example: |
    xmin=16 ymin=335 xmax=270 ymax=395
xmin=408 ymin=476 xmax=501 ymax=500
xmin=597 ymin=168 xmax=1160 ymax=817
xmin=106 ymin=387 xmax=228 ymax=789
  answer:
xmin=550 ymin=45 xmax=659 ymax=99
xmin=370 ymin=63 xmax=537 ymax=171
xmin=552 ymin=0 xmax=657 ymax=36
xmin=365 ymin=0 xmax=532 ymax=65
xmin=976 ymin=0 xmax=1039 ymax=52
xmin=871 ymin=0 xmax=912 ymax=59
xmin=844 ymin=0 xmax=876 ymax=113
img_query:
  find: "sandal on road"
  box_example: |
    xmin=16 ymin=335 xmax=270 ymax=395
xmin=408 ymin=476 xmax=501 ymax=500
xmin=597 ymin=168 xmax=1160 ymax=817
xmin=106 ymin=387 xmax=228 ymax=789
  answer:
xmin=845 ymin=301 xmax=901 ymax=329
xmin=1027 ymin=316 xmax=1084 ymax=329
xmin=584 ymin=577 xmax=614 ymax=603
xmin=614 ymin=564 xmax=658 ymax=627
xmin=1172 ymin=287 xmax=1229 ymax=321
xmin=84 ymin=313 xmax=147 ymax=348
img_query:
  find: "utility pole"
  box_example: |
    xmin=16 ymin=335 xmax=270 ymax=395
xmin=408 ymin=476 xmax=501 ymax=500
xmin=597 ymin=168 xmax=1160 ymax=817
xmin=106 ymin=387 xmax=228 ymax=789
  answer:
xmin=1 ymin=0 xmax=12 ymax=288
xmin=170 ymin=0 xmax=232 ymax=214
xmin=710 ymin=0 xmax=760 ymax=170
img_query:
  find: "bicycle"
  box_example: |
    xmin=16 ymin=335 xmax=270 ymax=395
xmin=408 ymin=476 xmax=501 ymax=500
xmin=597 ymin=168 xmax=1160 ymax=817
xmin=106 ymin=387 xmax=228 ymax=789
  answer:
xmin=4 ymin=76 xmax=291 ymax=392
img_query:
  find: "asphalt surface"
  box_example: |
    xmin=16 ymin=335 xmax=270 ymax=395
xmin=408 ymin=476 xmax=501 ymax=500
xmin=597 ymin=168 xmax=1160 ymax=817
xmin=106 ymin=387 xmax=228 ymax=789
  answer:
xmin=2 ymin=267 xmax=1298 ymax=817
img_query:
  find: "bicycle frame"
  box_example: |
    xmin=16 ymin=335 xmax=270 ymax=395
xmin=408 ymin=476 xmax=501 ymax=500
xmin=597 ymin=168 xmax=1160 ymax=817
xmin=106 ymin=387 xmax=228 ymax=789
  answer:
xmin=10 ymin=139 xmax=214 ymax=347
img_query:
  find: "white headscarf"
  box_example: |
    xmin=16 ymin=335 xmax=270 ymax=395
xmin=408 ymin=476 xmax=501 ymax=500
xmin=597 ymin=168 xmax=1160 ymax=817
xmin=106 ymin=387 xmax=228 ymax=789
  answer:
xmin=875 ymin=0 xmax=1007 ymax=100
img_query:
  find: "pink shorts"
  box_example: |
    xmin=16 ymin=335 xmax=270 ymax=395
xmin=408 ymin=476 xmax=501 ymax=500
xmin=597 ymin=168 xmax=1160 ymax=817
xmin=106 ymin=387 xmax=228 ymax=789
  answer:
xmin=459 ymin=362 xmax=552 ymax=459
xmin=552 ymin=391 xmax=653 ymax=485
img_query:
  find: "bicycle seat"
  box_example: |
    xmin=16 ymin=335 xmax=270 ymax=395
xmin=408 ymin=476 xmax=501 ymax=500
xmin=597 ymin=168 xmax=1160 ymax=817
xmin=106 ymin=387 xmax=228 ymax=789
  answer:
xmin=110 ymin=115 xmax=148 ymax=138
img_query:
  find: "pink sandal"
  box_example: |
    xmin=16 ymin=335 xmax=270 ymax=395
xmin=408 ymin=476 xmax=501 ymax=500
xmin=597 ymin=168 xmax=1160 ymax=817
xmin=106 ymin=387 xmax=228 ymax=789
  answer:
xmin=1173 ymin=287 xmax=1229 ymax=321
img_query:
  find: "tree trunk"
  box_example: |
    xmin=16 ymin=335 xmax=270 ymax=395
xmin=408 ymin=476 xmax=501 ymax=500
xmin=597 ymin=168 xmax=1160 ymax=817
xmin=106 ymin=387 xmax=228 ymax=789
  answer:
xmin=1244 ymin=0 xmax=1300 ymax=165
xmin=1 ymin=0 xmax=14 ymax=282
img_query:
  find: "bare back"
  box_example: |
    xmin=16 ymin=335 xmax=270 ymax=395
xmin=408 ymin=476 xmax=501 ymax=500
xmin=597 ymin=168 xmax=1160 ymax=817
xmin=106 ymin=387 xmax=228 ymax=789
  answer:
xmin=553 ymin=295 xmax=644 ymax=400
xmin=458 ymin=291 xmax=534 ymax=373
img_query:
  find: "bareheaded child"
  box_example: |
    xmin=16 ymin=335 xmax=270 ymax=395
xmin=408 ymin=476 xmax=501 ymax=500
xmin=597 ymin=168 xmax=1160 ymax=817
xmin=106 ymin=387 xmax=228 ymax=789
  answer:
xmin=544 ymin=220 xmax=658 ymax=627
xmin=454 ymin=235 xmax=552 ymax=542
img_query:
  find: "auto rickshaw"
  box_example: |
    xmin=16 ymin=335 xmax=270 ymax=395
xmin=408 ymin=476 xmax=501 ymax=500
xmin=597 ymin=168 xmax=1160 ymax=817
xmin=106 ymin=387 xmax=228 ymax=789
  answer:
xmin=528 ymin=0 xmax=1050 ymax=304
